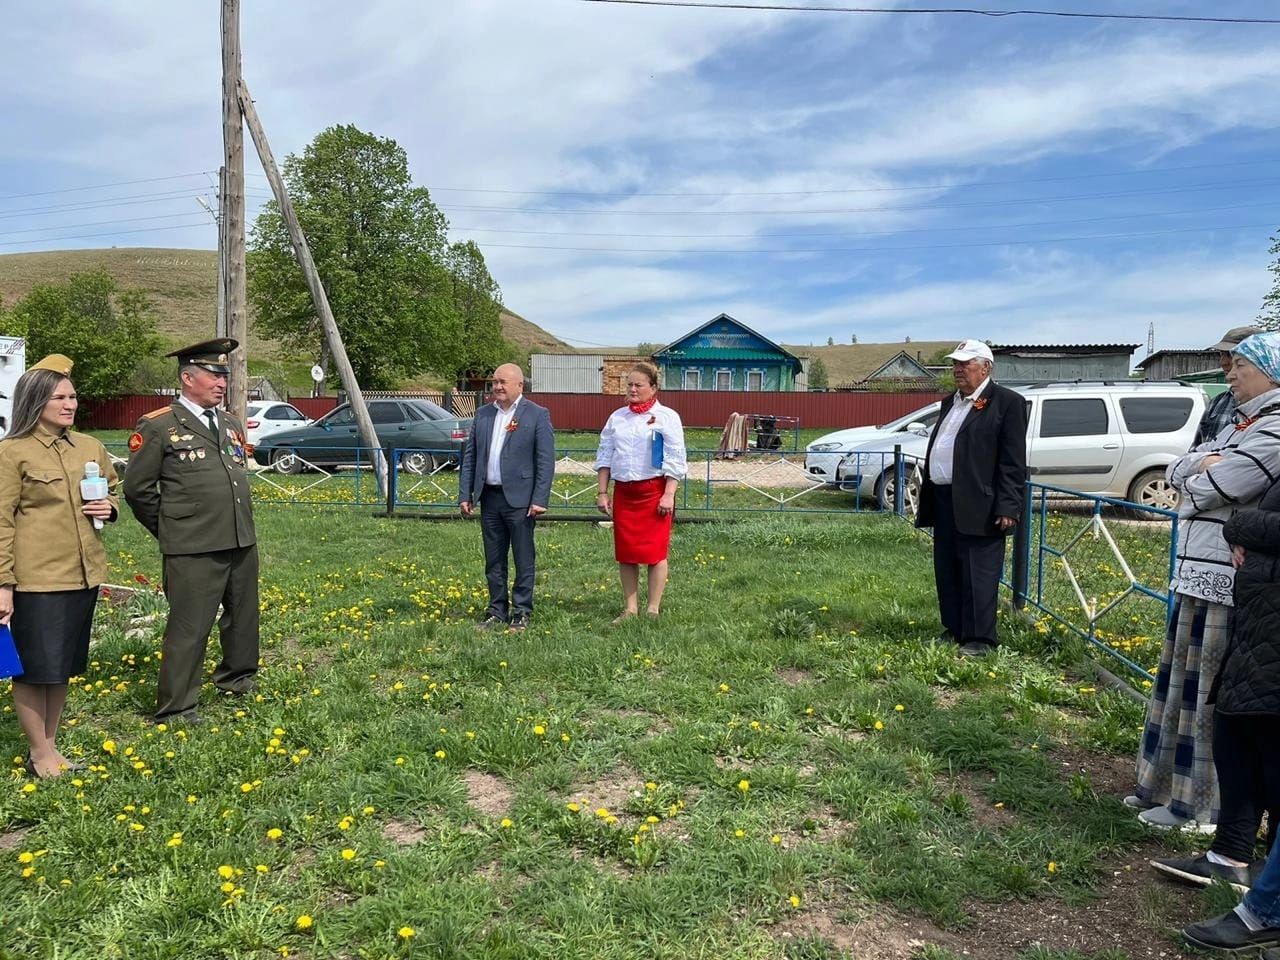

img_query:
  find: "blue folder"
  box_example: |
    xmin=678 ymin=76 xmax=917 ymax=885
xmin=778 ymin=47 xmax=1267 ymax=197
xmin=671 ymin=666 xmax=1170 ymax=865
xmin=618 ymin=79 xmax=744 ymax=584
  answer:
xmin=650 ymin=430 xmax=664 ymax=470
xmin=0 ymin=624 xmax=22 ymax=680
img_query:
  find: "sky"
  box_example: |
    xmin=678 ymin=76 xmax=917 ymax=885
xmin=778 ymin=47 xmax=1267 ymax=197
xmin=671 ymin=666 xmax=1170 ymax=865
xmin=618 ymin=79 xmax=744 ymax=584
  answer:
xmin=3 ymin=0 xmax=1280 ymax=358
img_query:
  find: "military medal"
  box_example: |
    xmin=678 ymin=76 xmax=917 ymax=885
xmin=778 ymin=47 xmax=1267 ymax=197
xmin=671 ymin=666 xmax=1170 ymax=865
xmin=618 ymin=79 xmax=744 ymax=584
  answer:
xmin=197 ymin=448 xmax=206 ymax=459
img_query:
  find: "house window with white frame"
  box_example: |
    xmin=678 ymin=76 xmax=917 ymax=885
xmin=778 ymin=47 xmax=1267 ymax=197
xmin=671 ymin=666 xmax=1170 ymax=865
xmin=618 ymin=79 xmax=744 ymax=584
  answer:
xmin=683 ymin=368 xmax=701 ymax=390
xmin=746 ymin=369 xmax=763 ymax=391
xmin=715 ymin=368 xmax=732 ymax=391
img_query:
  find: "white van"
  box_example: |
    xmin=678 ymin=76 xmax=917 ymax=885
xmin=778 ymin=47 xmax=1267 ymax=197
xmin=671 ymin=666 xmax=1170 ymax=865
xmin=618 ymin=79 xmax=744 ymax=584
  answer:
xmin=835 ymin=381 xmax=1207 ymax=511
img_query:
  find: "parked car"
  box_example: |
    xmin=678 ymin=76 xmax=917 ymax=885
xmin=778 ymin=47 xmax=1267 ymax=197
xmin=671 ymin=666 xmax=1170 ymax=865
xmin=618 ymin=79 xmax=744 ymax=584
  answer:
xmin=251 ymin=398 xmax=471 ymax=474
xmin=804 ymin=401 xmax=942 ymax=485
xmin=244 ymin=401 xmax=312 ymax=447
xmin=835 ymin=381 xmax=1207 ymax=512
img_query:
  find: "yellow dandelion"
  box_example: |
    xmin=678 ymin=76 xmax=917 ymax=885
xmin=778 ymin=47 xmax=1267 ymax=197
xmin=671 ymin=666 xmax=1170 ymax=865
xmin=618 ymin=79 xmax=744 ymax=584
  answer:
xmin=340 ymin=848 xmax=356 ymax=861
xmin=789 ymin=894 xmax=802 ymax=908
xmin=266 ymin=827 xmax=283 ymax=841
xmin=532 ymin=725 xmax=546 ymax=737
xmin=398 ymin=926 xmax=416 ymax=940
xmin=873 ymin=720 xmax=884 ymax=731
xmin=566 ymin=802 xmax=580 ymax=813
xmin=499 ymin=818 xmax=513 ymax=829
xmin=217 ymin=865 xmax=235 ymax=879
xmin=738 ymin=779 xmax=750 ymax=793
xmin=295 ymin=914 xmax=313 ymax=931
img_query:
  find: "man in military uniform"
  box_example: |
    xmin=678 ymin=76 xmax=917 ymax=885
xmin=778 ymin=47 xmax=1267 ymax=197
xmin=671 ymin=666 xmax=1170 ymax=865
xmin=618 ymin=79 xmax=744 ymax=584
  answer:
xmin=123 ymin=339 xmax=258 ymax=723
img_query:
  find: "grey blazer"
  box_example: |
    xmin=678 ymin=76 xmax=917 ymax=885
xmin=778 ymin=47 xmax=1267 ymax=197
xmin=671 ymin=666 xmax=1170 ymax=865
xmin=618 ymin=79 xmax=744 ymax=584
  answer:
xmin=459 ymin=398 xmax=555 ymax=510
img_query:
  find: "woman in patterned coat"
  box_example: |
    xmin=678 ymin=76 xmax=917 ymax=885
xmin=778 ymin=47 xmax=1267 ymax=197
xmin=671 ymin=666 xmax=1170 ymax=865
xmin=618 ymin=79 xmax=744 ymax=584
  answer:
xmin=1129 ymin=332 xmax=1280 ymax=832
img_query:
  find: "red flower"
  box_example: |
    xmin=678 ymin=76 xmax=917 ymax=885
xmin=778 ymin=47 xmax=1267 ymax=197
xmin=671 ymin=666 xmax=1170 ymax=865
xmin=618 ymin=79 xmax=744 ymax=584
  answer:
xmin=134 ymin=573 xmax=150 ymax=585
xmin=973 ymin=398 xmax=989 ymax=411
xmin=506 ymin=420 xmax=519 ymax=433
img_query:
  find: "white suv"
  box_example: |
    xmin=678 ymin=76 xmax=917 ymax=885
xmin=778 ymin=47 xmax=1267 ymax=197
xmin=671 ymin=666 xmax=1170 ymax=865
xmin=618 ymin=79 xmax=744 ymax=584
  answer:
xmin=834 ymin=381 xmax=1207 ymax=511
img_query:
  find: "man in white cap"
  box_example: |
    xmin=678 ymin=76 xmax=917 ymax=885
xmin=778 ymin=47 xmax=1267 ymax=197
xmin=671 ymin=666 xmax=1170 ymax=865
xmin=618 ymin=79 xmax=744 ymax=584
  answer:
xmin=916 ymin=340 xmax=1028 ymax=656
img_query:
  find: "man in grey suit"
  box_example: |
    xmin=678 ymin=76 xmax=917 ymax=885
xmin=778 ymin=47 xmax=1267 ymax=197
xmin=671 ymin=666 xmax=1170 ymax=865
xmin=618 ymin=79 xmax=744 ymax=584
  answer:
xmin=459 ymin=364 xmax=555 ymax=631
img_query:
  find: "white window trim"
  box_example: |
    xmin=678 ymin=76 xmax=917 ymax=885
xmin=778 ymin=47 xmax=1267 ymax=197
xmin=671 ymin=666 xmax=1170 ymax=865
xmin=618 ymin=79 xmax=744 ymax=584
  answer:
xmin=746 ymin=368 xmax=764 ymax=391
xmin=683 ymin=368 xmax=701 ymax=390
xmin=715 ymin=368 xmax=733 ymax=391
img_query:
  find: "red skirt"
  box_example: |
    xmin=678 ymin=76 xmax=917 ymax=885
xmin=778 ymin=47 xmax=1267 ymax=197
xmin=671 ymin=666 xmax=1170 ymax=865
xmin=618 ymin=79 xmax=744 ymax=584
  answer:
xmin=613 ymin=477 xmax=673 ymax=564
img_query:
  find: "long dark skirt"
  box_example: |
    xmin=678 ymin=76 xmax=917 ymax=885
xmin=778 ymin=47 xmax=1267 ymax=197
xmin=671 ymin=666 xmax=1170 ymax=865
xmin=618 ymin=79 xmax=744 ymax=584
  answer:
xmin=10 ymin=588 xmax=98 ymax=685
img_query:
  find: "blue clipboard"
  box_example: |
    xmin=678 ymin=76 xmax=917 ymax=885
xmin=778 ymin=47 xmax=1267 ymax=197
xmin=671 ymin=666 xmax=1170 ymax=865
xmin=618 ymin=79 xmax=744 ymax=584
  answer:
xmin=0 ymin=623 xmax=23 ymax=680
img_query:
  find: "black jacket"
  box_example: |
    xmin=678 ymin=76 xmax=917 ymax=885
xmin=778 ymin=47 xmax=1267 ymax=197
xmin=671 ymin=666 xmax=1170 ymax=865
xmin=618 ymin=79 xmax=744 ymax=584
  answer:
xmin=916 ymin=382 xmax=1028 ymax=537
xmin=1213 ymin=479 xmax=1280 ymax=715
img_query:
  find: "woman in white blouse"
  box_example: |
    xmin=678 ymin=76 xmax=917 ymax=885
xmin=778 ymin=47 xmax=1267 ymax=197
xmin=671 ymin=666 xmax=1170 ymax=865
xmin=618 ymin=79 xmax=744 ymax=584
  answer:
xmin=595 ymin=362 xmax=688 ymax=621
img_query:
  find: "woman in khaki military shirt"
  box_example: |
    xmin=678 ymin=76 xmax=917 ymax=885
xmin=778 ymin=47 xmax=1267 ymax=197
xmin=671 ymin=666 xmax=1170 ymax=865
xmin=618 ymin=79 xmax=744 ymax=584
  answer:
xmin=0 ymin=355 xmax=117 ymax=778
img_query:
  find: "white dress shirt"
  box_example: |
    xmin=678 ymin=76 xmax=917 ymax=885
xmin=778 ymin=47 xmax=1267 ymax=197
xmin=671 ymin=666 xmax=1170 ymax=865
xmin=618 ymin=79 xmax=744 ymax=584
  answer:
xmin=594 ymin=400 xmax=688 ymax=482
xmin=485 ymin=396 xmax=522 ymax=486
xmin=928 ymin=378 xmax=990 ymax=485
xmin=178 ymin=394 xmax=219 ymax=431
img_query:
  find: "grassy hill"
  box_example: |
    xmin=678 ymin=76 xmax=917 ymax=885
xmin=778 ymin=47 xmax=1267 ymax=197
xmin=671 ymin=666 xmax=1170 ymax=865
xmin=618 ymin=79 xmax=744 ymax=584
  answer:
xmin=0 ymin=248 xmax=568 ymax=384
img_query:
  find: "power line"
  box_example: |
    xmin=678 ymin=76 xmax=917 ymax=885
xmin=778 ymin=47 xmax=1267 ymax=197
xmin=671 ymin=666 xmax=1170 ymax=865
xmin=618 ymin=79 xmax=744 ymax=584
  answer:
xmin=434 ymin=177 xmax=1280 ymax=216
xmin=576 ymin=0 xmax=1280 ymax=25
xmin=0 ymin=172 xmax=219 ymax=202
xmin=244 ymin=159 xmax=1280 ymax=199
xmin=0 ymin=221 xmax=215 ymax=249
xmin=471 ymin=219 xmax=1274 ymax=254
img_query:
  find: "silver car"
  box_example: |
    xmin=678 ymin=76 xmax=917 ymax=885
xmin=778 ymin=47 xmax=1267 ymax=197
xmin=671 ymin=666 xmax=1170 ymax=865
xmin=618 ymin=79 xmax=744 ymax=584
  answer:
xmin=835 ymin=381 xmax=1207 ymax=512
xmin=804 ymin=401 xmax=941 ymax=486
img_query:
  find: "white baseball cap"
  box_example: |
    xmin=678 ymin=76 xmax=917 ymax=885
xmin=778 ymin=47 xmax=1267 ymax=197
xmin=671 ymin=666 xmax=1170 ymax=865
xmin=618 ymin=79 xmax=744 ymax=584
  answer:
xmin=945 ymin=339 xmax=994 ymax=363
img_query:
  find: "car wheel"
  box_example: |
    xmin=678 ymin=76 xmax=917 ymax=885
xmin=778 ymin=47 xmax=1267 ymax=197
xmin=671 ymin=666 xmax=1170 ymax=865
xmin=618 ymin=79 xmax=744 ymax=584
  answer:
xmin=270 ymin=448 xmax=303 ymax=475
xmin=1127 ymin=468 xmax=1179 ymax=514
xmin=399 ymin=451 xmax=443 ymax=475
xmin=875 ymin=466 xmax=921 ymax=514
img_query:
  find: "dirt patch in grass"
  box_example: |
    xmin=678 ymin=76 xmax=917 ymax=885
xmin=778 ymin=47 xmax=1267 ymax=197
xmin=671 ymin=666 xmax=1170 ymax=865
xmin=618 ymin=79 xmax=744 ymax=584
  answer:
xmin=770 ymin=842 xmax=1199 ymax=959
xmin=1049 ymin=739 xmax=1134 ymax=799
xmin=949 ymin=772 xmax=1014 ymax=832
xmin=382 ymin=818 xmax=427 ymax=846
xmin=0 ymin=825 xmax=32 ymax=851
xmin=463 ymin=770 xmax=514 ymax=819
xmin=771 ymin=900 xmax=958 ymax=958
xmin=566 ymin=765 xmax=644 ymax=814
xmin=776 ymin=667 xmax=814 ymax=687
xmin=593 ymin=708 xmax=672 ymax=735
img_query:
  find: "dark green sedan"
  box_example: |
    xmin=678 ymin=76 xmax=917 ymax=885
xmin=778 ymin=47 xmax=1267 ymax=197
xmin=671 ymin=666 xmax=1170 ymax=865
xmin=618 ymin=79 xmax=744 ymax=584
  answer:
xmin=251 ymin=398 xmax=472 ymax=475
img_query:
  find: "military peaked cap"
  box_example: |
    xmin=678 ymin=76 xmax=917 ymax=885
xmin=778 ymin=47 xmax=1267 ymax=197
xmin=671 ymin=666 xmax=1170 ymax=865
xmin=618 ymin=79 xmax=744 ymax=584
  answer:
xmin=168 ymin=338 xmax=238 ymax=374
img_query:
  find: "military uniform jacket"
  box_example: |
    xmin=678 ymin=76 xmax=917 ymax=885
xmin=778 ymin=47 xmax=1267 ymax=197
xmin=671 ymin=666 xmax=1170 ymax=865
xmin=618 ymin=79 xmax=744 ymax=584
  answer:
xmin=123 ymin=402 xmax=256 ymax=555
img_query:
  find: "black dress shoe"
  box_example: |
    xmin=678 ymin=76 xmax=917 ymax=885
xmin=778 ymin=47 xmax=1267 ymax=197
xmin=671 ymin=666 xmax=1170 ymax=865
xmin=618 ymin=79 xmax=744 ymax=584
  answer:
xmin=958 ymin=640 xmax=996 ymax=657
xmin=508 ymin=612 xmax=530 ymax=632
xmin=476 ymin=615 xmax=506 ymax=630
xmin=931 ymin=630 xmax=957 ymax=646
xmin=1184 ymin=911 xmax=1280 ymax=952
xmin=1152 ymin=853 xmax=1257 ymax=894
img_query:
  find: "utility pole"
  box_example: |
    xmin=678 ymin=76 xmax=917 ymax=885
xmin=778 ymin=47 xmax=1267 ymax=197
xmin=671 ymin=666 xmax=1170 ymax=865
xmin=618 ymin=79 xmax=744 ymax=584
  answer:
xmin=221 ymin=0 xmax=248 ymax=420
xmin=238 ymin=79 xmax=389 ymax=497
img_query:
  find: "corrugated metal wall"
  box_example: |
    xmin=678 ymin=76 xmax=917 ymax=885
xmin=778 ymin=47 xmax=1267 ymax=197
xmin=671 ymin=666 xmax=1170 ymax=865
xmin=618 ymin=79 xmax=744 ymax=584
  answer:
xmin=531 ymin=354 xmax=603 ymax=393
xmin=81 ymin=390 xmax=947 ymax=431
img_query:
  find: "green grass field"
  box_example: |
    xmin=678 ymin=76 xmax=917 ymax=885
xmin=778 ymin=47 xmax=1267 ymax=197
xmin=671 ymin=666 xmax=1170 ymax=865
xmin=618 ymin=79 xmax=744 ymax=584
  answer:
xmin=1 ymin=504 xmax=1212 ymax=960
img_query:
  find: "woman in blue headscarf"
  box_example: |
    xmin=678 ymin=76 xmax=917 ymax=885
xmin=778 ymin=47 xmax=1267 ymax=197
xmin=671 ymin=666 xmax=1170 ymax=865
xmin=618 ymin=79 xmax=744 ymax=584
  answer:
xmin=1131 ymin=332 xmax=1280 ymax=837
xmin=1156 ymin=332 xmax=1280 ymax=948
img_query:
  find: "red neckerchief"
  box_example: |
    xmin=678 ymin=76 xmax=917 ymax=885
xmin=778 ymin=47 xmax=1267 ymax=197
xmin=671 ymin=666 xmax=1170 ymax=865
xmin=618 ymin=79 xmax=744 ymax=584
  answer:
xmin=629 ymin=398 xmax=658 ymax=415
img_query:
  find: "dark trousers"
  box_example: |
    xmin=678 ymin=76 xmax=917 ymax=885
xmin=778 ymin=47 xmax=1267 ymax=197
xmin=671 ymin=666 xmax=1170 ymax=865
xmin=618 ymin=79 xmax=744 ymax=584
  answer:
xmin=1211 ymin=711 xmax=1280 ymax=862
xmin=480 ymin=485 xmax=536 ymax=620
xmin=931 ymin=484 xmax=1006 ymax=646
xmin=156 ymin=545 xmax=260 ymax=720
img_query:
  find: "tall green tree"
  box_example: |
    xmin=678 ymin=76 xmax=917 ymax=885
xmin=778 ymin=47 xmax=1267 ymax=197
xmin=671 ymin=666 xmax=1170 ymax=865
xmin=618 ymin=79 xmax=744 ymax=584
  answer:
xmin=248 ymin=124 xmax=467 ymax=389
xmin=808 ymin=356 xmax=829 ymax=389
xmin=0 ymin=270 xmax=163 ymax=401
xmin=445 ymin=240 xmax=509 ymax=376
xmin=1261 ymin=233 xmax=1280 ymax=331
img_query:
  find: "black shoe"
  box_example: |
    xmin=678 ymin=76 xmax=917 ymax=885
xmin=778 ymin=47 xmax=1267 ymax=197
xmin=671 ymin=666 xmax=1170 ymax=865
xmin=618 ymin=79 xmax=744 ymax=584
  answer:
xmin=958 ymin=640 xmax=996 ymax=657
xmin=1184 ymin=911 xmax=1280 ymax=952
xmin=1152 ymin=853 xmax=1258 ymax=894
xmin=508 ymin=612 xmax=530 ymax=632
xmin=476 ymin=615 xmax=506 ymax=630
xmin=931 ymin=630 xmax=957 ymax=646
xmin=160 ymin=711 xmax=203 ymax=727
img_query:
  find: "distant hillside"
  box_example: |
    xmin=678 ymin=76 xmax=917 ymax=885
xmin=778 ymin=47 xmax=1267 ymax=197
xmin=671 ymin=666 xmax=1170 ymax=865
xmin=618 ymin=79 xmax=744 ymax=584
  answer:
xmin=0 ymin=247 xmax=568 ymax=360
xmin=784 ymin=341 xmax=956 ymax=386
